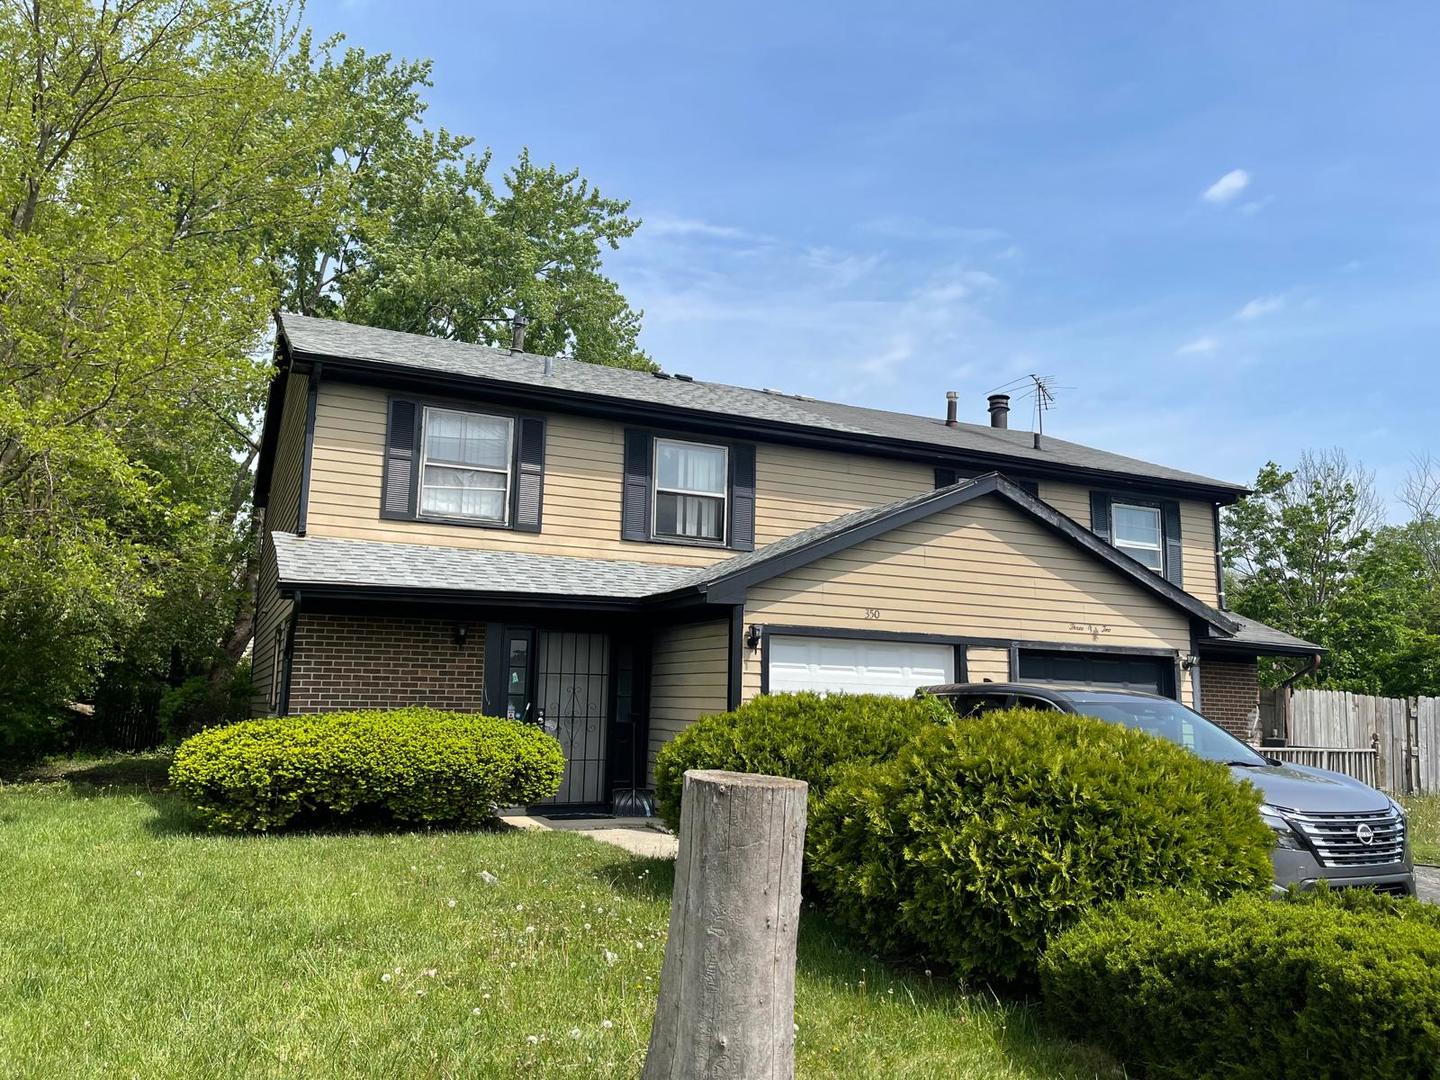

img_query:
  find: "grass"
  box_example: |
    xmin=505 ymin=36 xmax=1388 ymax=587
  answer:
xmin=1401 ymin=793 xmax=1440 ymax=864
xmin=0 ymin=754 xmax=1116 ymax=1079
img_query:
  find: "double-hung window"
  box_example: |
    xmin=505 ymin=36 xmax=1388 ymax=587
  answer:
xmin=1111 ymin=501 xmax=1164 ymax=572
xmin=418 ymin=406 xmax=514 ymax=523
xmin=653 ymin=438 xmax=728 ymax=543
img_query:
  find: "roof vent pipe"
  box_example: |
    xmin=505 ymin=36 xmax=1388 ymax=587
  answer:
xmin=945 ymin=390 xmax=958 ymax=428
xmin=510 ymin=313 xmax=529 ymax=353
xmin=987 ymin=393 xmax=1010 ymax=429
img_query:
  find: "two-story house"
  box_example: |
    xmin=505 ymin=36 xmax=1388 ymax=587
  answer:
xmin=251 ymin=313 xmax=1319 ymax=808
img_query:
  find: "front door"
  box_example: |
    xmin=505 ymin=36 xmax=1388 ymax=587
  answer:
xmin=535 ymin=631 xmax=611 ymax=805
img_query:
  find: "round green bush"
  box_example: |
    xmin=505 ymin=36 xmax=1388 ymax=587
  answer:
xmin=652 ymin=692 xmax=951 ymax=831
xmin=170 ymin=708 xmax=565 ymax=830
xmin=1041 ymin=889 xmax=1440 ymax=1080
xmin=808 ymin=708 xmax=1274 ymax=984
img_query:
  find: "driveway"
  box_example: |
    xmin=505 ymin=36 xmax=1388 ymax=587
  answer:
xmin=1416 ymin=864 xmax=1440 ymax=904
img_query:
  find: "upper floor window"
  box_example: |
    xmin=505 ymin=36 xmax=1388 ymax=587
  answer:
xmin=1112 ymin=501 xmax=1164 ymax=572
xmin=419 ymin=407 xmax=514 ymax=523
xmin=654 ymin=438 xmax=728 ymax=542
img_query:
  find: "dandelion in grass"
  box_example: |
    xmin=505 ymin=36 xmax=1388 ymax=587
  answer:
xmin=603 ymin=950 xmax=618 ymax=966
xmin=526 ymin=1035 xmax=539 ymax=1045
xmin=381 ymin=974 xmax=392 ymax=983
xmin=447 ymin=899 xmax=457 ymax=909
xmin=601 ymin=1020 xmax=613 ymax=1030
xmin=472 ymin=1007 xmax=483 ymax=1016
xmin=569 ymin=1028 xmax=582 ymax=1040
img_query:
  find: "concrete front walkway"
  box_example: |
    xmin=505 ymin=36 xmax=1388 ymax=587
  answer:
xmin=1416 ymin=864 xmax=1440 ymax=903
xmin=504 ymin=813 xmax=679 ymax=859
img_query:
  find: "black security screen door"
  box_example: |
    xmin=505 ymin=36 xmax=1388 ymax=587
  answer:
xmin=535 ymin=632 xmax=611 ymax=805
xmin=1016 ymin=649 xmax=1174 ymax=697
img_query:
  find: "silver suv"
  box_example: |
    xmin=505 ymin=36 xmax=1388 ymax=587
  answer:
xmin=918 ymin=682 xmax=1415 ymax=897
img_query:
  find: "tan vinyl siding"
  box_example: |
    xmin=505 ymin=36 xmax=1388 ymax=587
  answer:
xmin=266 ymin=371 xmax=309 ymax=534
xmin=304 ymin=383 xmax=933 ymax=564
xmin=249 ymin=537 xmax=292 ymax=715
xmin=647 ymin=620 xmax=730 ymax=785
xmin=965 ymin=647 xmax=1011 ymax=684
xmin=754 ymin=447 xmax=930 ymax=543
xmin=740 ymin=494 xmax=1194 ymax=705
xmin=250 ymin=371 xmax=309 ymax=715
xmin=1039 ymin=481 xmax=1220 ymax=608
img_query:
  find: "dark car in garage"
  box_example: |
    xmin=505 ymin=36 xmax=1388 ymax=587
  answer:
xmin=918 ymin=682 xmax=1416 ymax=896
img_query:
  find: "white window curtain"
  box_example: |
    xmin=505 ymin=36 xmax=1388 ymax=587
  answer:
xmin=654 ymin=439 xmax=727 ymax=541
xmin=657 ymin=441 xmax=726 ymax=494
xmin=1112 ymin=503 xmax=1163 ymax=571
xmin=420 ymin=408 xmax=513 ymax=522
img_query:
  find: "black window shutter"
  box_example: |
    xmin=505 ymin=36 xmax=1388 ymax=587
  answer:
xmin=382 ymin=399 xmax=419 ymax=517
xmin=1089 ymin=491 xmax=1112 ymax=544
xmin=1162 ymin=500 xmax=1184 ymax=587
xmin=729 ymin=443 xmax=756 ymax=551
xmin=934 ymin=467 xmax=959 ymax=488
xmin=621 ymin=429 xmax=653 ymax=541
xmin=512 ymin=417 xmax=546 ymax=533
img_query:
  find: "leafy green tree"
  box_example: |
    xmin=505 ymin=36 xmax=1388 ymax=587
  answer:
xmin=0 ymin=0 xmax=651 ymax=760
xmin=1224 ymin=451 xmax=1440 ymax=696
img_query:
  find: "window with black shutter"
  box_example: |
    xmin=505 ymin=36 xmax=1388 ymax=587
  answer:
xmin=1090 ymin=491 xmax=1184 ymax=586
xmin=381 ymin=397 xmax=545 ymax=531
xmin=622 ymin=429 xmax=755 ymax=550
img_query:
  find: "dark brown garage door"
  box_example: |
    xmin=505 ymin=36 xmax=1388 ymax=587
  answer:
xmin=1016 ymin=650 xmax=1175 ymax=697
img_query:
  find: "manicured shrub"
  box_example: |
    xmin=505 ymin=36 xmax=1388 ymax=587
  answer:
xmin=170 ymin=708 xmax=564 ymax=830
xmin=1040 ymin=889 xmax=1440 ymax=1080
xmin=652 ymin=692 xmax=951 ymax=831
xmin=808 ymin=709 xmax=1274 ymax=984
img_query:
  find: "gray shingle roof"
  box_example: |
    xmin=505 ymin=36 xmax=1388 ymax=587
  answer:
xmin=271 ymin=532 xmax=694 ymax=599
xmin=1208 ymin=612 xmax=1324 ymax=655
xmin=277 ymin=313 xmax=1246 ymax=494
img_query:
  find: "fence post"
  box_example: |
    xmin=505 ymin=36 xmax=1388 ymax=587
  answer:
xmin=643 ymin=770 xmax=808 ymax=1080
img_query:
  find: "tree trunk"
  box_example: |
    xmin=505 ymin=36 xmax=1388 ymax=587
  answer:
xmin=643 ymin=769 xmax=808 ymax=1080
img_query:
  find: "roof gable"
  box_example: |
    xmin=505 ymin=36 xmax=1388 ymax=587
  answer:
xmin=672 ymin=473 xmax=1240 ymax=634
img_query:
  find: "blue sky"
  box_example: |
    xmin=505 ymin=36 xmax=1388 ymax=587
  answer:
xmin=311 ymin=1 xmax=1440 ymax=509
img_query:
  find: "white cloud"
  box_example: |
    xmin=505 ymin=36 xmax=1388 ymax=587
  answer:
xmin=643 ymin=215 xmax=758 ymax=241
xmin=1235 ymin=295 xmax=1285 ymax=321
xmin=1176 ymin=336 xmax=1219 ymax=355
xmin=1201 ymin=169 xmax=1251 ymax=204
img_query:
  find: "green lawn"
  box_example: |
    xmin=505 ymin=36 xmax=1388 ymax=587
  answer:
xmin=1402 ymin=793 xmax=1440 ymax=864
xmin=0 ymin=756 xmax=1115 ymax=1079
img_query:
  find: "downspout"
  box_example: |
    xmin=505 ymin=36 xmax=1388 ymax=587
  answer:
xmin=1278 ymin=652 xmax=1321 ymax=743
xmin=1212 ymin=502 xmax=1226 ymax=610
xmin=279 ymin=590 xmax=301 ymax=717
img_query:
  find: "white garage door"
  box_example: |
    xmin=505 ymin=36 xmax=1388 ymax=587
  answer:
xmin=768 ymin=635 xmax=955 ymax=697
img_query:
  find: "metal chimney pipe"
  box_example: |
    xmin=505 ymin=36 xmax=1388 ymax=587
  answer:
xmin=510 ymin=313 xmax=530 ymax=352
xmin=987 ymin=393 xmax=1010 ymax=429
xmin=944 ymin=391 xmax=959 ymax=428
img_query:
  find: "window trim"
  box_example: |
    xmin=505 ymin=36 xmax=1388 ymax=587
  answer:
xmin=651 ymin=436 xmax=729 ymax=546
xmin=1110 ymin=499 xmax=1165 ymax=572
xmin=417 ymin=405 xmax=515 ymax=526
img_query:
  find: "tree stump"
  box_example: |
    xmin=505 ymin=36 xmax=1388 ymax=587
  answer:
xmin=642 ymin=769 xmax=808 ymax=1080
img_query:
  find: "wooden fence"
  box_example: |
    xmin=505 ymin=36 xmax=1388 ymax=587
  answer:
xmin=1272 ymin=689 xmax=1440 ymax=795
xmin=1262 ymin=746 xmax=1379 ymax=789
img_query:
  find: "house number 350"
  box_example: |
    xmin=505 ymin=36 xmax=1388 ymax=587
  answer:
xmin=863 ymin=608 xmax=881 ymax=620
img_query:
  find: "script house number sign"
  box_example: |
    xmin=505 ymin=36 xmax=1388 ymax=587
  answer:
xmin=863 ymin=608 xmax=882 ymax=620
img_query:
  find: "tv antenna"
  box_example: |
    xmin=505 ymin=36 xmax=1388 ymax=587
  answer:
xmin=1029 ymin=374 xmax=1056 ymax=447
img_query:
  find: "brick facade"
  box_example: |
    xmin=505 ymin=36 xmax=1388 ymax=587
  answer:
xmin=1198 ymin=657 xmax=1260 ymax=741
xmin=286 ymin=613 xmax=485 ymax=714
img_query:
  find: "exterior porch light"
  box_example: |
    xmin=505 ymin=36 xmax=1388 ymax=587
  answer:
xmin=745 ymin=624 xmax=762 ymax=650
xmin=1180 ymin=653 xmax=1199 ymax=671
xmin=454 ymin=623 xmax=469 ymax=648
